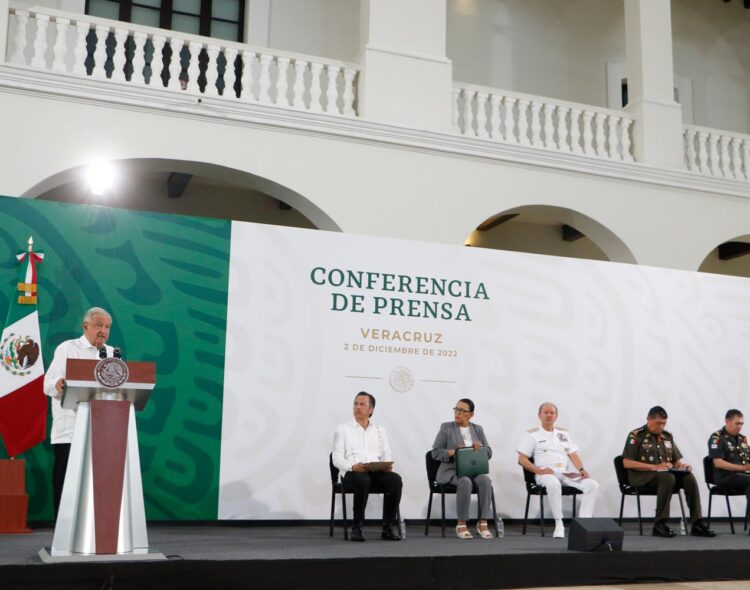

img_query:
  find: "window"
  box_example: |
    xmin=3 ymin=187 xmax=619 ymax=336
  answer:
xmin=86 ymin=0 xmax=245 ymax=42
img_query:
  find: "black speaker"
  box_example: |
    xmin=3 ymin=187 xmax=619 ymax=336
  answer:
xmin=567 ymin=518 xmax=624 ymax=552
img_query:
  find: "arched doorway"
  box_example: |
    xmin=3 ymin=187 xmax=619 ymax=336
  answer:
xmin=699 ymin=235 xmax=750 ymax=278
xmin=465 ymin=205 xmax=636 ymax=264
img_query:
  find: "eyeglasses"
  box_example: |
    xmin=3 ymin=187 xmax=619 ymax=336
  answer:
xmin=453 ymin=407 xmax=471 ymax=414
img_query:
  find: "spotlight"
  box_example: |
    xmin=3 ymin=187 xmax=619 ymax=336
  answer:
xmin=84 ymin=161 xmax=116 ymax=196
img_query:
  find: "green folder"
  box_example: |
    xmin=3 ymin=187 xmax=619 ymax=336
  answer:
xmin=455 ymin=447 xmax=489 ymax=478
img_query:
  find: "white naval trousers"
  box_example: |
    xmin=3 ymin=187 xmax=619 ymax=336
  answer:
xmin=535 ymin=473 xmax=599 ymax=519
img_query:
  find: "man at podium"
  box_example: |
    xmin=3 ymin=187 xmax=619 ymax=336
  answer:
xmin=43 ymin=307 xmax=113 ymax=515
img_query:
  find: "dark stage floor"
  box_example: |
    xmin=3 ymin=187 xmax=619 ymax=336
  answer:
xmin=2 ymin=521 xmax=750 ymax=589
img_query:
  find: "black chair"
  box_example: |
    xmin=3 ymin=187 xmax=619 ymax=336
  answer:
xmin=614 ymin=455 xmax=687 ymax=535
xmin=520 ymin=458 xmax=581 ymax=536
xmin=329 ymin=453 xmax=400 ymax=540
xmin=703 ymin=456 xmax=749 ymax=534
xmin=424 ymin=451 xmax=499 ymax=537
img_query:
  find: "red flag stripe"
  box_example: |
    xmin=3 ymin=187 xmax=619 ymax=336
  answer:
xmin=0 ymin=375 xmax=46 ymax=457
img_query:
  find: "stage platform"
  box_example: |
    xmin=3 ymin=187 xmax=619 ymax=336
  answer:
xmin=2 ymin=521 xmax=750 ymax=590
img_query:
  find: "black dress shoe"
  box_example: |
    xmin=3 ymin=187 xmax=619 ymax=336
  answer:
xmin=381 ymin=524 xmax=401 ymax=541
xmin=690 ymin=519 xmax=717 ymax=537
xmin=350 ymin=527 xmax=365 ymax=542
xmin=652 ymin=520 xmax=676 ymax=538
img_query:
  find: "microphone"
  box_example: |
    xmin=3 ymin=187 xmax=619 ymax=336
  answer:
xmin=98 ymin=347 xmax=107 ymax=359
xmin=113 ymin=348 xmax=122 ymax=359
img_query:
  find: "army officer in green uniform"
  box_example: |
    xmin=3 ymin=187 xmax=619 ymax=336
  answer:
xmin=623 ymin=406 xmax=716 ymax=538
xmin=708 ymin=409 xmax=750 ymax=516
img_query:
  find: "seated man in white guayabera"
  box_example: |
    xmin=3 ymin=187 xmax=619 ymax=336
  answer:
xmin=517 ymin=403 xmax=599 ymax=539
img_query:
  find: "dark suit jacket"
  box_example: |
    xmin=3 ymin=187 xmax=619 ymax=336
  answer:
xmin=431 ymin=421 xmax=492 ymax=484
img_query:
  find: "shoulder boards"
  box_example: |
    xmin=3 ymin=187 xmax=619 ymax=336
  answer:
xmin=556 ymin=427 xmax=568 ymax=432
xmin=527 ymin=427 xmax=539 ymax=433
xmin=713 ymin=430 xmax=722 ymax=437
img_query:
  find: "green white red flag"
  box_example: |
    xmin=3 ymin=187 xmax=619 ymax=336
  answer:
xmin=0 ymin=237 xmax=47 ymax=457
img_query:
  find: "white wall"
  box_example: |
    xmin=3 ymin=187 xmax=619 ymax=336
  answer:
xmin=672 ymin=0 xmax=750 ymax=134
xmin=267 ymin=0 xmax=360 ymax=62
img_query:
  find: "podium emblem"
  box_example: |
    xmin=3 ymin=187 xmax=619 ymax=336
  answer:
xmin=94 ymin=358 xmax=130 ymax=389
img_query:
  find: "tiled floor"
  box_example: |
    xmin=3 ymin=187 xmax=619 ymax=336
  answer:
xmin=521 ymin=583 xmax=750 ymax=590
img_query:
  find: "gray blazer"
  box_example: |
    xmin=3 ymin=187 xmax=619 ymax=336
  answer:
xmin=431 ymin=421 xmax=492 ymax=484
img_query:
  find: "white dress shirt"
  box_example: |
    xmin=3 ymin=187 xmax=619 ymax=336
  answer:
xmin=43 ymin=335 xmax=114 ymax=444
xmin=332 ymin=418 xmax=393 ymax=474
xmin=517 ymin=427 xmax=579 ymax=472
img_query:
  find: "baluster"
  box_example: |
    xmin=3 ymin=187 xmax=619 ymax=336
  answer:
xmin=556 ymin=106 xmax=569 ymax=151
xmin=292 ymin=59 xmax=307 ymax=108
xmin=529 ymin=101 xmax=542 ymax=146
xmin=570 ymin=108 xmax=583 ymax=154
xmin=111 ymin=28 xmax=128 ymax=82
xmin=223 ymin=47 xmax=238 ymax=98
xmin=684 ymin=128 xmax=697 ymax=171
xmin=719 ymin=136 xmax=731 ymax=178
xmin=730 ymin=137 xmax=742 ymax=180
xmin=606 ymin=115 xmax=620 ymax=160
xmin=462 ymin=89 xmax=474 ymax=136
xmin=451 ymin=87 xmax=460 ymax=130
xmin=186 ymin=41 xmax=202 ymax=92
xmin=167 ymin=38 xmax=182 ymax=90
xmin=709 ymin=134 xmax=721 ymax=176
xmin=258 ymin=53 xmax=273 ymax=103
xmin=92 ymin=24 xmax=109 ymax=78
xmin=240 ymin=50 xmax=256 ymax=101
xmin=594 ymin=113 xmax=607 ymax=157
xmin=502 ymin=96 xmax=516 ymax=143
xmin=276 ymin=57 xmax=290 ymax=106
xmin=476 ymin=92 xmax=489 ymax=139
xmin=11 ymin=10 xmax=30 ymax=66
xmin=71 ymin=21 xmax=88 ymax=76
xmin=204 ymin=44 xmax=220 ymax=96
xmin=581 ymin=110 xmax=593 ymax=155
xmin=342 ymin=67 xmax=356 ymax=116
xmin=697 ymin=131 xmax=709 ymax=174
xmin=490 ymin=94 xmax=502 ymax=140
xmin=51 ymin=18 xmax=69 ymax=72
xmin=310 ymin=62 xmax=324 ymax=112
xmin=517 ymin=99 xmax=530 ymax=145
xmin=148 ymin=35 xmax=165 ymax=86
xmin=31 ymin=13 xmax=50 ymax=69
xmin=542 ymin=104 xmax=555 ymax=149
xmin=325 ymin=64 xmax=340 ymax=114
xmin=742 ymin=139 xmax=750 ymax=181
xmin=621 ymin=118 xmax=634 ymax=161
xmin=130 ymin=31 xmax=147 ymax=84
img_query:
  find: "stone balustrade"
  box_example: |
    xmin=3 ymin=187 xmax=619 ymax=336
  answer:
xmin=453 ymin=83 xmax=635 ymax=163
xmin=6 ymin=5 xmax=359 ymax=116
xmin=683 ymin=125 xmax=750 ymax=181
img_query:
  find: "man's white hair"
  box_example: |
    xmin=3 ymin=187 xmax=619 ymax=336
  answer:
xmin=83 ymin=307 xmax=112 ymax=323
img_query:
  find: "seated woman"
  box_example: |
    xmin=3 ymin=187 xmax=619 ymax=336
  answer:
xmin=431 ymin=398 xmax=494 ymax=539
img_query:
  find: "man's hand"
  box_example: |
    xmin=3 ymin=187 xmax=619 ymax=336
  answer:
xmin=472 ymin=441 xmax=482 ymax=450
xmin=384 ymin=463 xmax=393 ymax=472
xmin=654 ymin=462 xmax=673 ymax=471
xmin=579 ymin=469 xmax=590 ymax=479
xmin=675 ymin=461 xmax=692 ymax=471
xmin=352 ymin=463 xmax=368 ymax=472
xmin=538 ymin=467 xmax=554 ymax=475
xmin=55 ymin=378 xmax=65 ymax=396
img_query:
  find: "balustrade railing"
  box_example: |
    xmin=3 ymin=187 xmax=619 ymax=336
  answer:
xmin=683 ymin=125 xmax=750 ymax=181
xmin=453 ymin=83 xmax=634 ymax=162
xmin=5 ymin=5 xmax=359 ymax=116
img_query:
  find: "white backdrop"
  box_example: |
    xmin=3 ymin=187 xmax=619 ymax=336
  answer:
xmin=218 ymin=221 xmax=750 ymax=520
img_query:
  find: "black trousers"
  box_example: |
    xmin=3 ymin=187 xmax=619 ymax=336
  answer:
xmin=53 ymin=443 xmax=71 ymax=518
xmin=342 ymin=471 xmax=402 ymax=525
xmin=715 ymin=471 xmax=750 ymax=499
xmin=629 ymin=470 xmax=702 ymax=522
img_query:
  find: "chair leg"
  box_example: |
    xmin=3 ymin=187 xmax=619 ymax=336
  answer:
xmin=341 ymin=489 xmax=348 ymax=540
xmin=707 ymin=491 xmax=713 ymax=529
xmin=329 ymin=490 xmax=336 ymax=537
xmin=425 ymin=491 xmax=433 ymax=536
xmin=440 ymin=492 xmax=446 ymax=538
xmin=726 ymin=495 xmax=735 ymax=535
xmin=677 ymin=490 xmax=688 ymax=533
xmin=572 ymin=494 xmax=577 ymax=518
xmin=618 ymin=494 xmax=624 ymax=525
xmin=636 ymin=492 xmax=643 ymax=536
xmin=539 ymin=495 xmax=545 ymax=537
xmin=491 ymin=489 xmax=499 ymax=538
xmin=523 ymin=494 xmax=530 ymax=535
xmin=746 ymin=500 xmax=749 ymax=531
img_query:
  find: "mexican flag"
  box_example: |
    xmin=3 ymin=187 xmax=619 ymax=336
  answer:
xmin=0 ymin=238 xmax=46 ymax=457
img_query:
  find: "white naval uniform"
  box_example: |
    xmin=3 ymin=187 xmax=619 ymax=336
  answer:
xmin=517 ymin=426 xmax=599 ymax=519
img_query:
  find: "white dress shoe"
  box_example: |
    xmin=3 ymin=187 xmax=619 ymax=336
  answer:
xmin=552 ymin=522 xmax=565 ymax=539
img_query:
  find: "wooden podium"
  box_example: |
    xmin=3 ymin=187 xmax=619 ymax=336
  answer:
xmin=0 ymin=459 xmax=31 ymax=533
xmin=39 ymin=357 xmax=166 ymax=562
